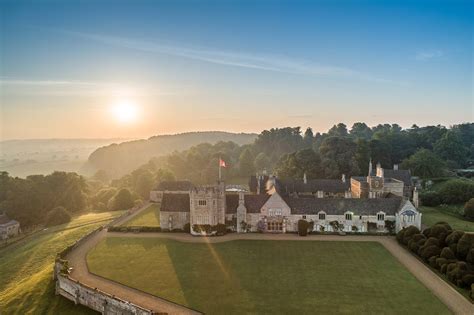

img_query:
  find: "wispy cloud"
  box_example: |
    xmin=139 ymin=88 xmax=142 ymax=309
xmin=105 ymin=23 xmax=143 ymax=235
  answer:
xmin=57 ymin=30 xmax=395 ymax=83
xmin=416 ymin=50 xmax=444 ymax=61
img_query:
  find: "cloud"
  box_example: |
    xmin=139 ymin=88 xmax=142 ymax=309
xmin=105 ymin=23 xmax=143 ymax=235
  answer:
xmin=416 ymin=50 xmax=444 ymax=61
xmin=56 ymin=30 xmax=394 ymax=83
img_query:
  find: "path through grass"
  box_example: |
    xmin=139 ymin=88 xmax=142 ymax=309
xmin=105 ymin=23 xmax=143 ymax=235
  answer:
xmin=122 ymin=203 xmax=160 ymax=227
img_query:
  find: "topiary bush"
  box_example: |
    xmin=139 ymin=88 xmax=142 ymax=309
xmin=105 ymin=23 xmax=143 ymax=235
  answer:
xmin=298 ymin=220 xmax=310 ymax=236
xmin=183 ymin=223 xmax=190 ymax=233
xmin=402 ymin=226 xmax=420 ymax=245
xmin=457 ymin=233 xmax=474 ymax=260
xmin=422 ymin=227 xmax=431 ymax=238
xmin=462 ymin=274 xmax=474 ymax=287
xmin=421 ymin=245 xmax=441 ymax=261
xmin=408 ymin=234 xmax=426 ymax=253
xmin=440 ymin=247 xmax=456 ymax=260
xmin=464 ymin=198 xmax=474 ymax=220
xmin=446 ymin=230 xmax=465 ymax=245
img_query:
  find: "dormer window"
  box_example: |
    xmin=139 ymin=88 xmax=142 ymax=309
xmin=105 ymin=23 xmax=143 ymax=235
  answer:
xmin=318 ymin=212 xmax=326 ymax=220
xmin=345 ymin=213 xmax=353 ymax=221
xmin=377 ymin=213 xmax=385 ymax=221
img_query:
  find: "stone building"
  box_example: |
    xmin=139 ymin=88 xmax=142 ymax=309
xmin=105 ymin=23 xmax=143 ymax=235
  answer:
xmin=351 ymin=161 xmax=413 ymax=199
xmin=0 ymin=213 xmax=20 ymax=240
xmin=149 ymin=180 xmax=193 ymax=203
xmin=158 ymin=181 xmax=421 ymax=234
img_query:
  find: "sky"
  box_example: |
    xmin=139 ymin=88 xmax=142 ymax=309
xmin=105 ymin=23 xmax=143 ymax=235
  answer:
xmin=0 ymin=0 xmax=472 ymax=140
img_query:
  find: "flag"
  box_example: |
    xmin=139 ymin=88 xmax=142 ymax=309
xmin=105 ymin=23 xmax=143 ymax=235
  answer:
xmin=219 ymin=158 xmax=227 ymax=168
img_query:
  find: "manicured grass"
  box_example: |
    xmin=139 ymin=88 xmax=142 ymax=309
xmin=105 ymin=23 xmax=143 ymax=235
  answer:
xmin=122 ymin=203 xmax=160 ymax=227
xmin=88 ymin=237 xmax=451 ymax=314
xmin=420 ymin=206 xmax=474 ymax=232
xmin=0 ymin=211 xmax=122 ymax=314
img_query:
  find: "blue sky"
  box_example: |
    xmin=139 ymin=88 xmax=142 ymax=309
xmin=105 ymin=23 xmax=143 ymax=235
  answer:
xmin=0 ymin=0 xmax=472 ymax=139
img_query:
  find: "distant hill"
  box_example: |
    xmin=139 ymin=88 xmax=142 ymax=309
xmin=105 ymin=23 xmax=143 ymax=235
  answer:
xmin=84 ymin=132 xmax=257 ymax=178
xmin=0 ymin=138 xmax=124 ymax=178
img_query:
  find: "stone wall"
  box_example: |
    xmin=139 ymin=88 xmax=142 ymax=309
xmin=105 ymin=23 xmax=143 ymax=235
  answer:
xmin=54 ymin=209 xmax=158 ymax=315
xmin=160 ymin=211 xmax=189 ymax=230
xmin=55 ymin=265 xmax=154 ymax=315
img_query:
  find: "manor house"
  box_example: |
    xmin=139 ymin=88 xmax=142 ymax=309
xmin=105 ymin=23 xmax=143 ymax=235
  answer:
xmin=156 ymin=180 xmax=421 ymax=235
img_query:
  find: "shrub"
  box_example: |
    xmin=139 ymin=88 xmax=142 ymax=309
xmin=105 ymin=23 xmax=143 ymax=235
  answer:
xmin=436 ymin=257 xmax=448 ymax=269
xmin=440 ymin=247 xmax=456 ymax=260
xmin=45 ymin=206 xmax=71 ymax=227
xmin=408 ymin=234 xmax=426 ymax=253
xmin=298 ymin=220 xmax=310 ymax=236
xmin=422 ymin=227 xmax=431 ymax=238
xmin=433 ymin=221 xmax=453 ymax=231
xmin=428 ymin=256 xmax=438 ymax=268
xmin=402 ymin=226 xmax=421 ymax=245
xmin=183 ymin=223 xmax=190 ymax=233
xmin=464 ymin=198 xmax=474 ymax=219
xmin=384 ymin=220 xmax=395 ymax=234
xmin=216 ymin=224 xmax=227 ymax=235
xmin=396 ymin=229 xmax=405 ymax=243
xmin=134 ymin=199 xmax=144 ymax=208
xmin=441 ymin=263 xmax=448 ymax=274
xmin=257 ymin=220 xmax=266 ymax=233
xmin=457 ymin=234 xmax=474 ymax=260
xmin=438 ymin=179 xmax=474 ymax=204
xmin=446 ymin=230 xmax=465 ymax=245
xmin=462 ymin=274 xmax=474 ymax=287
xmin=421 ymin=245 xmax=441 ymax=261
xmin=428 ymin=224 xmax=450 ymax=245
xmin=466 ymin=249 xmax=474 ymax=264
xmin=420 ymin=191 xmax=441 ymax=207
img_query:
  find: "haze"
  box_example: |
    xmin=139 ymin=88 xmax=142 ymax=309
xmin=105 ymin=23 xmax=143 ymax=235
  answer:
xmin=1 ymin=0 xmax=473 ymax=140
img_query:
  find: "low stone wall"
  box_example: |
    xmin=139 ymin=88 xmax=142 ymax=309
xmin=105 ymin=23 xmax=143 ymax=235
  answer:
xmin=55 ymin=266 xmax=155 ymax=315
xmin=54 ymin=209 xmax=160 ymax=315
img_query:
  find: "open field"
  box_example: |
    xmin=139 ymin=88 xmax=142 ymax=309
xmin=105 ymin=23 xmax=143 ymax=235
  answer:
xmin=121 ymin=203 xmax=160 ymax=227
xmin=420 ymin=206 xmax=474 ymax=232
xmin=0 ymin=211 xmax=123 ymax=314
xmin=87 ymin=237 xmax=450 ymax=314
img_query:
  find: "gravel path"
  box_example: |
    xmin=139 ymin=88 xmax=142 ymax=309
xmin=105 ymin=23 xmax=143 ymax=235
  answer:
xmin=66 ymin=208 xmax=473 ymax=315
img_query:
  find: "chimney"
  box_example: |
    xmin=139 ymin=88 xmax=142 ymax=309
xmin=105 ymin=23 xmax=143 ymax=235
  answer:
xmin=341 ymin=174 xmax=346 ymax=183
xmin=376 ymin=162 xmax=383 ymax=177
xmin=303 ymin=172 xmax=307 ymax=184
xmin=393 ymin=164 xmax=399 ymax=171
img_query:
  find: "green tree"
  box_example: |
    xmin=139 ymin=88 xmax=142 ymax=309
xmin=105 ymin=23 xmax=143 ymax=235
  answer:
xmin=274 ymin=149 xmax=322 ymax=179
xmin=45 ymin=206 xmax=71 ymax=227
xmin=303 ymin=127 xmax=314 ymax=147
xmin=319 ymin=137 xmax=359 ymax=178
xmin=254 ymin=152 xmax=271 ymax=172
xmin=110 ymin=188 xmax=134 ymax=210
xmin=135 ymin=170 xmax=155 ymax=199
xmin=400 ymin=149 xmax=446 ymax=178
xmin=350 ymin=122 xmax=372 ymax=139
xmin=239 ymin=148 xmax=255 ymax=177
xmin=328 ymin=123 xmax=348 ymax=137
xmin=369 ymin=139 xmax=391 ymax=167
xmin=355 ymin=138 xmax=370 ymax=175
xmin=434 ymin=130 xmax=468 ymax=168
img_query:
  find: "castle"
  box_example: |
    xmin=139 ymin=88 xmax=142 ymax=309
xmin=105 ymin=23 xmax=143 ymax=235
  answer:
xmin=152 ymin=162 xmax=421 ymax=235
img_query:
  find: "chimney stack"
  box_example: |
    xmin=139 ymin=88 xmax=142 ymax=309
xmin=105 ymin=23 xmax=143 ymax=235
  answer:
xmin=393 ymin=164 xmax=399 ymax=171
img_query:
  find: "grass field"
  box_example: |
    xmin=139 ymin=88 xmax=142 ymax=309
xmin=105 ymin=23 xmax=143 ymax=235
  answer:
xmin=0 ymin=211 xmax=123 ymax=314
xmin=87 ymin=237 xmax=450 ymax=314
xmin=122 ymin=203 xmax=160 ymax=226
xmin=420 ymin=206 xmax=474 ymax=232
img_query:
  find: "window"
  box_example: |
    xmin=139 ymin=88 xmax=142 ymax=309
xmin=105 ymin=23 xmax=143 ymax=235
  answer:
xmin=377 ymin=213 xmax=385 ymax=221
xmin=198 ymin=200 xmax=207 ymax=206
xmin=318 ymin=213 xmax=326 ymax=220
xmin=345 ymin=213 xmax=353 ymax=221
xmin=302 ymin=215 xmax=307 ymax=219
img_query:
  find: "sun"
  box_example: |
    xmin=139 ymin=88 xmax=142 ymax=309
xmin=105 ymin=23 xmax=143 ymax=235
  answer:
xmin=110 ymin=100 xmax=139 ymax=124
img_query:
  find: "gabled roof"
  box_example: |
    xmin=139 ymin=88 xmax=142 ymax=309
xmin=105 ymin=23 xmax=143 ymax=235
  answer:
xmin=383 ymin=169 xmax=412 ymax=186
xmin=226 ymin=194 xmax=272 ymax=214
xmin=161 ymin=193 xmax=190 ymax=212
xmin=283 ymin=197 xmax=404 ymax=216
xmin=276 ymin=178 xmax=350 ymax=194
xmin=0 ymin=214 xmax=19 ymax=226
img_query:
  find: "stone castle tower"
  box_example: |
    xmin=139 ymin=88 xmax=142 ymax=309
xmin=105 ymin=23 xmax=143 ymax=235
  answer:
xmin=189 ymin=181 xmax=226 ymax=235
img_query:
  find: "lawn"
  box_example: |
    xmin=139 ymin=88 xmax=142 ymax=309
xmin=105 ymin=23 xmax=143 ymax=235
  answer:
xmin=420 ymin=206 xmax=474 ymax=232
xmin=0 ymin=211 xmax=123 ymax=314
xmin=87 ymin=237 xmax=451 ymax=314
xmin=122 ymin=203 xmax=160 ymax=226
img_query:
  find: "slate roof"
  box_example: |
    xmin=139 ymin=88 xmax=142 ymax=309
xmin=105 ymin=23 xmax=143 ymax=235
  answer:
xmin=276 ymin=178 xmax=350 ymax=194
xmin=284 ymin=197 xmax=404 ymax=215
xmin=155 ymin=180 xmax=194 ymax=191
xmin=0 ymin=214 xmax=19 ymax=227
xmin=226 ymin=194 xmax=271 ymax=214
xmin=161 ymin=193 xmax=190 ymax=212
xmin=383 ymin=169 xmax=412 ymax=186
xmin=249 ymin=175 xmax=269 ymax=194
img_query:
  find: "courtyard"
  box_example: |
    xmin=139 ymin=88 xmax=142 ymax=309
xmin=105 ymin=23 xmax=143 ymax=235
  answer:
xmin=87 ymin=237 xmax=451 ymax=314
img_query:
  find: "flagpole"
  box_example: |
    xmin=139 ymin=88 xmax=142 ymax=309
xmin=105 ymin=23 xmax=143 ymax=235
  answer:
xmin=218 ymin=157 xmax=221 ymax=182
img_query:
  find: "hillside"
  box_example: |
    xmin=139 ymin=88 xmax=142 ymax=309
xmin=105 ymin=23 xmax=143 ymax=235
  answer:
xmin=84 ymin=131 xmax=257 ymax=178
